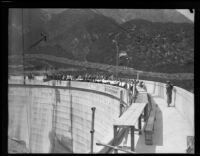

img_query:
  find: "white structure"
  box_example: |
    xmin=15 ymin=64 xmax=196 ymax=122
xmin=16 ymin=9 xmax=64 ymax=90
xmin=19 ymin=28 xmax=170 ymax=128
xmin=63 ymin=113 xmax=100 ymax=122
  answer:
xmin=8 ymin=78 xmax=194 ymax=153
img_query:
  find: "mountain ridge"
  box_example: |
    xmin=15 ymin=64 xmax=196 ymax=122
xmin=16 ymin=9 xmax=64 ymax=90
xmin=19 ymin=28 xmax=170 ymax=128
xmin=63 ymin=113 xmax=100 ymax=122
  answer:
xmin=9 ymin=9 xmax=194 ymax=74
xmin=43 ymin=9 xmax=193 ymax=24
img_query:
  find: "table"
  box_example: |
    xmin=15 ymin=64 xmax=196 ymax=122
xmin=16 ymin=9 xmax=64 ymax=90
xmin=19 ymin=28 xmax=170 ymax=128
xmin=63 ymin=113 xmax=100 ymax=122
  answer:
xmin=113 ymin=103 xmax=148 ymax=152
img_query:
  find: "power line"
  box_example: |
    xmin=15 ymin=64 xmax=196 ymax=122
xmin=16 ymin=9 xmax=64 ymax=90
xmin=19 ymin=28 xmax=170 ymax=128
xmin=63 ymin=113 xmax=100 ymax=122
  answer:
xmin=28 ymin=33 xmax=47 ymax=50
xmin=28 ymin=37 xmax=46 ymax=50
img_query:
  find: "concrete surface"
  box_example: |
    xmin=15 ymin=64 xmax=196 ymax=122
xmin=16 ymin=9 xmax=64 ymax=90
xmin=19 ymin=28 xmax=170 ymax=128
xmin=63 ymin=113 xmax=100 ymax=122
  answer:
xmin=118 ymin=94 xmax=193 ymax=153
xmin=8 ymin=78 xmax=194 ymax=153
xmin=143 ymin=80 xmax=194 ymax=130
xmin=8 ymin=79 xmax=129 ymax=153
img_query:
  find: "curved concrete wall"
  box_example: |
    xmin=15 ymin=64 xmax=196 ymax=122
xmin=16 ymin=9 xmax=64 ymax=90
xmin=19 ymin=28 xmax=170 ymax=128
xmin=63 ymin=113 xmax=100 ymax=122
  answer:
xmin=143 ymin=80 xmax=194 ymax=132
xmin=8 ymin=77 xmax=194 ymax=153
xmin=172 ymin=86 xmax=194 ymax=131
xmin=8 ymin=79 xmax=129 ymax=153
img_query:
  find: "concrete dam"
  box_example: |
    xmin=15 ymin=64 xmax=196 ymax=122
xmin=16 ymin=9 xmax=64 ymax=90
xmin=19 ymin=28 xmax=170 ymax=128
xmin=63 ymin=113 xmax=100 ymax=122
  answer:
xmin=8 ymin=76 xmax=194 ymax=153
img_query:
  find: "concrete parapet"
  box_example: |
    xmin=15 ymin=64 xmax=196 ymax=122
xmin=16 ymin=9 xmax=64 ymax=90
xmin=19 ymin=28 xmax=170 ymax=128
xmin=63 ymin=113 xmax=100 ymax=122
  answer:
xmin=8 ymin=78 xmax=194 ymax=153
xmin=8 ymin=79 xmax=128 ymax=153
xmin=143 ymin=80 xmax=194 ymax=133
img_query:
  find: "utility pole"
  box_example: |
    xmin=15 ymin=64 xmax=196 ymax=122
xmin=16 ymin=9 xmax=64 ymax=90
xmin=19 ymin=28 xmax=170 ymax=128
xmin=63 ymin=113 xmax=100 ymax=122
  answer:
xmin=137 ymin=72 xmax=139 ymax=81
xmin=112 ymin=33 xmax=119 ymax=80
xmin=21 ymin=8 xmax=25 ymax=84
xmin=90 ymin=107 xmax=96 ymax=153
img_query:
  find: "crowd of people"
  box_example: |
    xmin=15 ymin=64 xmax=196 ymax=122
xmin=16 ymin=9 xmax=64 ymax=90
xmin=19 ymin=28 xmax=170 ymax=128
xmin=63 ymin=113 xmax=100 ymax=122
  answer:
xmin=25 ymin=72 xmax=147 ymax=99
xmin=42 ymin=72 xmax=147 ymax=90
xmin=43 ymin=72 xmax=172 ymax=107
xmin=42 ymin=72 xmax=149 ymax=105
xmin=19 ymin=72 xmax=175 ymax=107
xmin=24 ymin=72 xmax=147 ymax=106
xmin=25 ymin=71 xmax=148 ymax=88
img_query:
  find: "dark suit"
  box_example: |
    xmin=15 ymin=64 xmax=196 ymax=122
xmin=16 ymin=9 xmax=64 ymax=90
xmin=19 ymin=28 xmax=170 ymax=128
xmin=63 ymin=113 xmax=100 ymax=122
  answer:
xmin=166 ymin=83 xmax=173 ymax=106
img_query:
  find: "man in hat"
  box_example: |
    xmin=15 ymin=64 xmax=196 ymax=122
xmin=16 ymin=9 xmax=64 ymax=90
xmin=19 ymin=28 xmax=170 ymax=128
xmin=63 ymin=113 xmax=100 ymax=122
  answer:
xmin=139 ymin=81 xmax=147 ymax=91
xmin=166 ymin=81 xmax=173 ymax=107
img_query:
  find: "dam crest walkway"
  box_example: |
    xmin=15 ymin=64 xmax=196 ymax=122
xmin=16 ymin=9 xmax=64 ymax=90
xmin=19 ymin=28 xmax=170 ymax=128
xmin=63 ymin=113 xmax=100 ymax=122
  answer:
xmin=118 ymin=93 xmax=193 ymax=153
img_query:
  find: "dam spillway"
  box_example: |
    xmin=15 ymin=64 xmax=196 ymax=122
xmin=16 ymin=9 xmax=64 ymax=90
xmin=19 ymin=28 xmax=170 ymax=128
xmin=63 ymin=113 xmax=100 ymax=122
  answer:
xmin=8 ymin=77 xmax=194 ymax=153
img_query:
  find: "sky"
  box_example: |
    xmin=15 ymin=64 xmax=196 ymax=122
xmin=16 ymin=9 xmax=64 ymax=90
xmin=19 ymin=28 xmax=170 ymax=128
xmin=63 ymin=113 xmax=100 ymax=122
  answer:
xmin=43 ymin=9 xmax=194 ymax=22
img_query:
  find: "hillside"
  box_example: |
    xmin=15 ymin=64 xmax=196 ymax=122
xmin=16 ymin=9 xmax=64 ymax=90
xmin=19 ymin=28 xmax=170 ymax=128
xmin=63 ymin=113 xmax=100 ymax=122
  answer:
xmin=9 ymin=9 xmax=194 ymax=74
xmin=93 ymin=9 xmax=192 ymax=24
xmin=8 ymin=54 xmax=194 ymax=92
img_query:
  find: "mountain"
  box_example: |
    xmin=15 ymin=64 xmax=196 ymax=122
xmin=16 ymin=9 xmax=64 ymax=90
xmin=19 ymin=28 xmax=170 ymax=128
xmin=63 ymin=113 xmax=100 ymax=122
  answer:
xmin=9 ymin=9 xmax=194 ymax=73
xmin=93 ymin=9 xmax=192 ymax=24
xmin=9 ymin=9 xmax=47 ymax=55
xmin=43 ymin=9 xmax=192 ymax=24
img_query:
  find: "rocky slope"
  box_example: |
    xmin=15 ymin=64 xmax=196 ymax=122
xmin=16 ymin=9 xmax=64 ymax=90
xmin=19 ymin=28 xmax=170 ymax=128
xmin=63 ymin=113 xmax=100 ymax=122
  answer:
xmin=9 ymin=9 xmax=194 ymax=73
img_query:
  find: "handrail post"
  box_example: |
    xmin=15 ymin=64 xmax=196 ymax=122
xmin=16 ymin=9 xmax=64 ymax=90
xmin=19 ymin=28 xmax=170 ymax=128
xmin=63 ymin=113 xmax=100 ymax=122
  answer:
xmin=119 ymin=90 xmax=123 ymax=117
xmin=138 ymin=115 xmax=142 ymax=135
xmin=131 ymin=126 xmax=135 ymax=151
xmin=113 ymin=125 xmax=118 ymax=153
xmin=90 ymin=107 xmax=96 ymax=153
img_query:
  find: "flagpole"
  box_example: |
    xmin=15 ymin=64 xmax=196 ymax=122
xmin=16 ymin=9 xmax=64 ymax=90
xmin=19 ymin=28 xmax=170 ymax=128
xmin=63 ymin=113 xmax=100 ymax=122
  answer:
xmin=113 ymin=33 xmax=119 ymax=80
xmin=21 ymin=8 xmax=25 ymax=84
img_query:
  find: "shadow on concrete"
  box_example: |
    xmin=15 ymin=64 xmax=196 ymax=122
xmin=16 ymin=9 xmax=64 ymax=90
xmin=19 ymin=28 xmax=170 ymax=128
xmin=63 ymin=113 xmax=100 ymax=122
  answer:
xmin=154 ymin=104 xmax=163 ymax=146
xmin=98 ymin=127 xmax=129 ymax=153
xmin=134 ymin=96 xmax=163 ymax=153
xmin=48 ymin=87 xmax=73 ymax=153
xmin=8 ymin=138 xmax=29 ymax=153
xmin=48 ymin=130 xmax=73 ymax=153
xmin=172 ymin=87 xmax=176 ymax=107
xmin=135 ymin=134 xmax=156 ymax=153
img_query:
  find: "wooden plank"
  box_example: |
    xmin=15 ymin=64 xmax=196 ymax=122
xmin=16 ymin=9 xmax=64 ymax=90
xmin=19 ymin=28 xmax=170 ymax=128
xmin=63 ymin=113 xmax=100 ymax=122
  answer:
xmin=113 ymin=103 xmax=147 ymax=126
xmin=145 ymin=131 xmax=153 ymax=145
xmin=144 ymin=104 xmax=148 ymax=122
xmin=145 ymin=103 xmax=157 ymax=132
xmin=144 ymin=103 xmax=157 ymax=145
xmin=145 ymin=115 xmax=155 ymax=131
xmin=98 ymin=127 xmax=129 ymax=153
xmin=96 ymin=142 xmax=136 ymax=153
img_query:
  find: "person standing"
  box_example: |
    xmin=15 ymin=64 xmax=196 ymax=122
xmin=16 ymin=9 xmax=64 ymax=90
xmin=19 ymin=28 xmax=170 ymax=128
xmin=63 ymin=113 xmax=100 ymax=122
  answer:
xmin=129 ymin=81 xmax=133 ymax=105
xmin=166 ymin=81 xmax=173 ymax=107
xmin=139 ymin=81 xmax=147 ymax=91
xmin=132 ymin=79 xmax=138 ymax=103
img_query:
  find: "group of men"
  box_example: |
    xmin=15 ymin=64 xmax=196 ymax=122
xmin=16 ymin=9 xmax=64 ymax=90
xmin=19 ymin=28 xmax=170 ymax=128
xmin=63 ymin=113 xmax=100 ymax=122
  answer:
xmin=25 ymin=72 xmax=173 ymax=107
